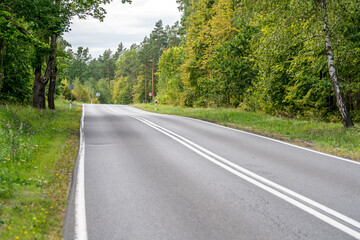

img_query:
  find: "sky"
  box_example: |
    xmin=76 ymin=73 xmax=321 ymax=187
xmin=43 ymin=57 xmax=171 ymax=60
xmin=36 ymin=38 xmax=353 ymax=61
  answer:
xmin=63 ymin=0 xmax=182 ymax=59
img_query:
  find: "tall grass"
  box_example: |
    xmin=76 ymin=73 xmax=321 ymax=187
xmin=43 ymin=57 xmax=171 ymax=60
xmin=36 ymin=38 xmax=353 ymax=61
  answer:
xmin=133 ymin=103 xmax=360 ymax=160
xmin=0 ymin=100 xmax=81 ymax=239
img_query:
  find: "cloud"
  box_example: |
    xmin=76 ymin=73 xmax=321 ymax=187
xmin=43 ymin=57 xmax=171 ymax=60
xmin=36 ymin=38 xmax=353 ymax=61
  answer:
xmin=63 ymin=0 xmax=182 ymax=58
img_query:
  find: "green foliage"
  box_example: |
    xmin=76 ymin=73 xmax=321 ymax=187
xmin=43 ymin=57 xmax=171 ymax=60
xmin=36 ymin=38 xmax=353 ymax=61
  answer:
xmin=66 ymin=47 xmax=92 ymax=83
xmin=237 ymin=0 xmax=359 ymax=121
xmin=96 ymin=79 xmax=112 ymax=104
xmin=112 ymin=77 xmax=133 ymax=104
xmin=61 ymin=0 xmax=359 ymax=125
xmin=115 ymin=49 xmax=140 ymax=80
xmin=0 ymin=101 xmax=81 ymax=239
xmin=181 ymin=0 xmax=215 ymax=106
xmin=83 ymin=77 xmax=99 ymax=99
xmin=63 ymin=20 xmax=182 ymax=105
xmin=0 ymin=39 xmax=33 ymax=103
xmin=0 ymin=0 xmax=131 ymax=108
xmin=209 ymin=25 xmax=258 ymax=107
xmin=0 ymin=11 xmax=34 ymax=104
xmin=157 ymin=46 xmax=186 ymax=104
xmin=72 ymin=79 xmax=91 ymax=102
xmin=59 ymin=79 xmax=71 ymax=100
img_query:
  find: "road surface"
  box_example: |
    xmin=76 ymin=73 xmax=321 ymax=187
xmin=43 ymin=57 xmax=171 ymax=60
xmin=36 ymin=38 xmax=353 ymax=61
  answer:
xmin=64 ymin=104 xmax=360 ymax=240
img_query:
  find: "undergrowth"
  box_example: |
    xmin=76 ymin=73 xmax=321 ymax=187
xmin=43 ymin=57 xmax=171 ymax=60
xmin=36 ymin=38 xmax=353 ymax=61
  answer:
xmin=0 ymin=100 xmax=81 ymax=239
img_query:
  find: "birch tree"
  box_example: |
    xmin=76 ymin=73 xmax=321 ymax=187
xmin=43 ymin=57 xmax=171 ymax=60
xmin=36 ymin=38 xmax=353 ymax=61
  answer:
xmin=245 ymin=0 xmax=355 ymax=127
xmin=318 ymin=0 xmax=353 ymax=127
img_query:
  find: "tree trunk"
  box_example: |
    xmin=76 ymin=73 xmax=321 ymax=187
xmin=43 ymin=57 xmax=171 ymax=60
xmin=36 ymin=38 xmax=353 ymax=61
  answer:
xmin=158 ymin=44 xmax=161 ymax=63
xmin=33 ymin=65 xmax=47 ymax=109
xmin=33 ymin=35 xmax=56 ymax=109
xmin=0 ymin=38 xmax=4 ymax=93
xmin=152 ymin=55 xmax=155 ymax=101
xmin=348 ymin=91 xmax=353 ymax=111
xmin=321 ymin=0 xmax=354 ymax=127
xmin=144 ymin=63 xmax=147 ymax=102
xmin=48 ymin=34 xmax=58 ymax=110
xmin=48 ymin=65 xmax=58 ymax=110
xmin=108 ymin=61 xmax=111 ymax=91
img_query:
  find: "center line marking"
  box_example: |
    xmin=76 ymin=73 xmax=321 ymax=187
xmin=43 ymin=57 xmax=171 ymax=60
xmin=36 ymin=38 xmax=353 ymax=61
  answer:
xmin=128 ymin=114 xmax=360 ymax=239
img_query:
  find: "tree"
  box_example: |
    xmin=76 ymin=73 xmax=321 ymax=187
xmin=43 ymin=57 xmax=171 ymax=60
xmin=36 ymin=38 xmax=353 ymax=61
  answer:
xmin=176 ymin=0 xmax=192 ymax=36
xmin=166 ymin=21 xmax=182 ymax=48
xmin=1 ymin=0 xmax=131 ymax=109
xmin=96 ymin=79 xmax=112 ymax=104
xmin=243 ymin=0 xmax=355 ymax=126
xmin=0 ymin=10 xmax=35 ymax=103
xmin=209 ymin=25 xmax=258 ymax=107
xmin=181 ymin=0 xmax=236 ymax=106
xmin=181 ymin=0 xmax=214 ymax=106
xmin=148 ymin=20 xmax=168 ymax=99
xmin=115 ymin=48 xmax=140 ymax=85
xmin=158 ymin=46 xmax=186 ymax=104
xmin=319 ymin=0 xmax=353 ymax=127
xmin=66 ymin=47 xmax=92 ymax=83
xmin=112 ymin=77 xmax=132 ymax=104
xmin=139 ymin=37 xmax=152 ymax=102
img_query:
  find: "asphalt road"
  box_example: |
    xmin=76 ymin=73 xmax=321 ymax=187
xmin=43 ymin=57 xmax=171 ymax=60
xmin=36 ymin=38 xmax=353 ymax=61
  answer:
xmin=64 ymin=104 xmax=360 ymax=240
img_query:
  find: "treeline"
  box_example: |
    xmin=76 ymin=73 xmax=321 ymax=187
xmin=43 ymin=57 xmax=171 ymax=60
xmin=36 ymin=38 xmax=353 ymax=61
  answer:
xmin=176 ymin=0 xmax=360 ymax=127
xmin=0 ymin=0 xmax=131 ymax=108
xmin=2 ymin=0 xmax=359 ymax=127
xmin=65 ymin=0 xmax=359 ymax=127
xmin=62 ymin=20 xmax=182 ymax=104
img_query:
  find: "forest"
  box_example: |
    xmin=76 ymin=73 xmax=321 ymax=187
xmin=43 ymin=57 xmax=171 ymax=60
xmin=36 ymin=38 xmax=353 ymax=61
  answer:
xmin=1 ymin=0 xmax=360 ymax=127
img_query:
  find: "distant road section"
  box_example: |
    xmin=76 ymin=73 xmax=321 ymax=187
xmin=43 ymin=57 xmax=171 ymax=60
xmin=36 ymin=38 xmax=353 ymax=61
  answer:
xmin=64 ymin=104 xmax=360 ymax=240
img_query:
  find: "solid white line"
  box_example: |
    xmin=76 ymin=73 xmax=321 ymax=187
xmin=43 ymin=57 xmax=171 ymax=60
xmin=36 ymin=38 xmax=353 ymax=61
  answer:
xmin=137 ymin=116 xmax=360 ymax=230
xmin=181 ymin=115 xmax=360 ymax=165
xmin=131 ymin=115 xmax=360 ymax=239
xmin=126 ymin=104 xmax=359 ymax=165
xmin=75 ymin=104 xmax=88 ymax=240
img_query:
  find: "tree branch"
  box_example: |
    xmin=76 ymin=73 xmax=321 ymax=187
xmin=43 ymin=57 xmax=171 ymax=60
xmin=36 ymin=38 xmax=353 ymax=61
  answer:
xmin=300 ymin=34 xmax=322 ymax=43
xmin=4 ymin=16 xmax=31 ymax=36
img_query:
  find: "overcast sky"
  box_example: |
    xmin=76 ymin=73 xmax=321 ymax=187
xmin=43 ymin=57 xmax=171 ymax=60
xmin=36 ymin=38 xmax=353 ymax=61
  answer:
xmin=63 ymin=0 xmax=182 ymax=59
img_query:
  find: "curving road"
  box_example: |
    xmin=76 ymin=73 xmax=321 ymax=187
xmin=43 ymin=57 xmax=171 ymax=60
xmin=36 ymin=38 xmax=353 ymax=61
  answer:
xmin=64 ymin=104 xmax=360 ymax=240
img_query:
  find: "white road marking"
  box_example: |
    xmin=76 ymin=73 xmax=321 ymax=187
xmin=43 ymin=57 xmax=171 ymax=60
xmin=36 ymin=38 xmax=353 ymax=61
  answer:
xmin=75 ymin=104 xmax=88 ymax=240
xmin=129 ymin=114 xmax=360 ymax=239
xmin=188 ymin=116 xmax=360 ymax=165
xmin=126 ymin=104 xmax=359 ymax=165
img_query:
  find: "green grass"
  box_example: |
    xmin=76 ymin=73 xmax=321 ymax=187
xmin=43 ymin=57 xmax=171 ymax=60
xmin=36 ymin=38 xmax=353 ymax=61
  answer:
xmin=0 ymin=100 xmax=81 ymax=239
xmin=133 ymin=103 xmax=360 ymax=161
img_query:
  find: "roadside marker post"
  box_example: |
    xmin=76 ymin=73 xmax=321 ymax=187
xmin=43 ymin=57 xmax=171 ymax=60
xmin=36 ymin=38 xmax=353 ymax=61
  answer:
xmin=155 ymin=100 xmax=158 ymax=111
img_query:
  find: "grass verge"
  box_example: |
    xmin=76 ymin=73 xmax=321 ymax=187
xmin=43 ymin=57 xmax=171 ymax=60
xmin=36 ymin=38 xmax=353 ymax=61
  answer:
xmin=133 ymin=103 xmax=360 ymax=161
xmin=0 ymin=100 xmax=81 ymax=239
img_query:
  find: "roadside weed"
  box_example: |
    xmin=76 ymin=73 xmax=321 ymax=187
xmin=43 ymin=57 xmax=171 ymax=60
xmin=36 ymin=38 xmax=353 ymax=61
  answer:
xmin=0 ymin=100 xmax=81 ymax=239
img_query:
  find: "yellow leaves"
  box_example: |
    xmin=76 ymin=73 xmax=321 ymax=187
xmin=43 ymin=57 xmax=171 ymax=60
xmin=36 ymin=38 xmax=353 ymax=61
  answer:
xmin=186 ymin=0 xmax=236 ymax=71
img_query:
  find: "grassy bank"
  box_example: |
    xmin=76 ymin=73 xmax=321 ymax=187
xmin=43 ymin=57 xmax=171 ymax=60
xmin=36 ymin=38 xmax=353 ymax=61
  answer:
xmin=133 ymin=103 xmax=360 ymax=161
xmin=0 ymin=100 xmax=81 ymax=239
